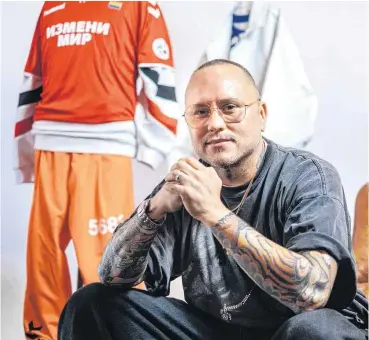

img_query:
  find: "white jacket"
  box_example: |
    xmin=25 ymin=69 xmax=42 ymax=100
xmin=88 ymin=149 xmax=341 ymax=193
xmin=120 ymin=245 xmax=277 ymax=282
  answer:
xmin=174 ymin=1 xmax=317 ymax=159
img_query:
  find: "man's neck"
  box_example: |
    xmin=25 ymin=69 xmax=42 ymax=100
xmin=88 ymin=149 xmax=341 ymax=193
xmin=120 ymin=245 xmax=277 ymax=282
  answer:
xmin=218 ymin=139 xmax=266 ymax=187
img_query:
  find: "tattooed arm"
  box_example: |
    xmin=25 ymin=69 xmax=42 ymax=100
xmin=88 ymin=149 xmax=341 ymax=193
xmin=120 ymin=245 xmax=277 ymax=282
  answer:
xmin=98 ymin=179 xmax=182 ymax=288
xmin=98 ymin=199 xmax=166 ymax=288
xmin=206 ymin=211 xmax=338 ymax=314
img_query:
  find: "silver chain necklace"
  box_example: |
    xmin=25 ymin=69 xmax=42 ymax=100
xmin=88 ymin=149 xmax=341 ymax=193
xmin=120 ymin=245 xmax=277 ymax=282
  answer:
xmin=220 ymin=285 xmax=255 ymax=321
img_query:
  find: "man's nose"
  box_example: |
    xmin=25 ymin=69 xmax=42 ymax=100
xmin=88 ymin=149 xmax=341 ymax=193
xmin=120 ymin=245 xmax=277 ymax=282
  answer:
xmin=207 ymin=108 xmax=226 ymax=132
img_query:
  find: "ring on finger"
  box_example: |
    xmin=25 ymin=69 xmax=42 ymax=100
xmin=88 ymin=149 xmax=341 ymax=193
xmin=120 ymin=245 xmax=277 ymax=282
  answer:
xmin=175 ymin=171 xmax=182 ymax=182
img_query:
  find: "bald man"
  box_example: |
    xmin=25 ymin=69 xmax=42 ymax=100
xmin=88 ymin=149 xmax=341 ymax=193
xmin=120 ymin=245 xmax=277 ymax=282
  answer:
xmin=58 ymin=60 xmax=367 ymax=340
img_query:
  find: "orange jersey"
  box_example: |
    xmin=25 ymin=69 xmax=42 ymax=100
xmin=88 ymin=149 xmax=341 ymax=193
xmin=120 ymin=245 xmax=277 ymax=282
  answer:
xmin=18 ymin=1 xmax=177 ymax=128
xmin=14 ymin=1 xmax=179 ymax=183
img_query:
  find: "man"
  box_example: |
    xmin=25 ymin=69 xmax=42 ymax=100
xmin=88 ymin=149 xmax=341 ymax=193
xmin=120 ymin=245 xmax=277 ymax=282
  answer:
xmin=58 ymin=59 xmax=368 ymax=340
xmin=15 ymin=2 xmax=178 ymax=339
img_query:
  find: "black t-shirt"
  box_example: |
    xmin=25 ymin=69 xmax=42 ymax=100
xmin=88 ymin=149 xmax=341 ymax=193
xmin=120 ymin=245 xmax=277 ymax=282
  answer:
xmin=143 ymin=139 xmax=359 ymax=328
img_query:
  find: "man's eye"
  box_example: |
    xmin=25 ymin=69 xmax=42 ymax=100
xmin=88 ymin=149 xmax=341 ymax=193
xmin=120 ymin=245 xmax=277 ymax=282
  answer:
xmin=223 ymin=104 xmax=237 ymax=112
xmin=194 ymin=109 xmax=210 ymax=116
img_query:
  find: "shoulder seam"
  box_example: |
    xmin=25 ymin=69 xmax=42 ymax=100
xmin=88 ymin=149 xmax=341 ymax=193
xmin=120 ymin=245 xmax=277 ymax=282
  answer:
xmin=285 ymin=194 xmax=346 ymax=217
xmin=275 ymin=144 xmax=328 ymax=195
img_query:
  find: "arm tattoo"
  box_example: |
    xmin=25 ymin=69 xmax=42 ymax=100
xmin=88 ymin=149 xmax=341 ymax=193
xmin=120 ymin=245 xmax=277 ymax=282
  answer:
xmin=214 ymin=212 xmax=233 ymax=229
xmin=98 ymin=200 xmax=163 ymax=288
xmin=212 ymin=213 xmax=338 ymax=313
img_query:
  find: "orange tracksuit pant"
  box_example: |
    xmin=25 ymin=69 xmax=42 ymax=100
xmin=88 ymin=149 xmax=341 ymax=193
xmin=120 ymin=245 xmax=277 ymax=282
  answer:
xmin=23 ymin=150 xmax=142 ymax=340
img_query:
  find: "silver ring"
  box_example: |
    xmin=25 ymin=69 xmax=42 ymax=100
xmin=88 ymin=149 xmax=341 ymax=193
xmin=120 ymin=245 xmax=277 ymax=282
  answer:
xmin=175 ymin=171 xmax=181 ymax=182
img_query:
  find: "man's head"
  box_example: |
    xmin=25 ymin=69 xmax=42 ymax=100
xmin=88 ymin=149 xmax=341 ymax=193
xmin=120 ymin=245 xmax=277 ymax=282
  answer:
xmin=185 ymin=59 xmax=267 ymax=169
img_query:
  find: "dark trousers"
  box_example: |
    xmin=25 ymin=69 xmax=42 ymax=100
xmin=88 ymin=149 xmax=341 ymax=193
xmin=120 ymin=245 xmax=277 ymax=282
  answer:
xmin=58 ymin=283 xmax=367 ymax=340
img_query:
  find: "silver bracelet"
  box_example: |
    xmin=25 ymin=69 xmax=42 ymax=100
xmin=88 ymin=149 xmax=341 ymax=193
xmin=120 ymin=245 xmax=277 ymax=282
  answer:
xmin=137 ymin=199 xmax=166 ymax=229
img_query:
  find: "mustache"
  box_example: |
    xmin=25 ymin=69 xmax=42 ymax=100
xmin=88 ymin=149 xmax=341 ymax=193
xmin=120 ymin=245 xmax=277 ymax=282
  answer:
xmin=202 ymin=134 xmax=236 ymax=146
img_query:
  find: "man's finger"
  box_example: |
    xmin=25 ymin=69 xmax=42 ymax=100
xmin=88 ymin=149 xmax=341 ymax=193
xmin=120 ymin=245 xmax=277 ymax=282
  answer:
xmin=171 ymin=159 xmax=198 ymax=177
xmin=169 ymin=182 xmax=187 ymax=196
xmin=166 ymin=170 xmax=201 ymax=193
xmin=165 ymin=169 xmax=189 ymax=185
xmin=182 ymin=157 xmax=205 ymax=170
xmin=165 ymin=170 xmax=183 ymax=183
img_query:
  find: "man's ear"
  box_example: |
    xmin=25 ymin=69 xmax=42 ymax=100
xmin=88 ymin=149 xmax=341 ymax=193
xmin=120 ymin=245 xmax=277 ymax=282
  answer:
xmin=259 ymin=101 xmax=268 ymax=132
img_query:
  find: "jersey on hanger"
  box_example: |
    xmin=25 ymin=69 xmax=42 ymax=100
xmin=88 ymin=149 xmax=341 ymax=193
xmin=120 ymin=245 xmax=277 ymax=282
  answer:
xmin=14 ymin=1 xmax=179 ymax=183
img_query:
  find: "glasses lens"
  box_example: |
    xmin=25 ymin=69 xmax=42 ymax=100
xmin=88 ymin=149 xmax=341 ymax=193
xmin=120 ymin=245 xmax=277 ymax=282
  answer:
xmin=184 ymin=98 xmax=247 ymax=127
xmin=185 ymin=103 xmax=210 ymax=128
xmin=217 ymin=98 xmax=245 ymax=123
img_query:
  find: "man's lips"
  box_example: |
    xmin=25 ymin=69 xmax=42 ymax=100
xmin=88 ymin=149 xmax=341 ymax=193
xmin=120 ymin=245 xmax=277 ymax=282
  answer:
xmin=206 ymin=138 xmax=234 ymax=145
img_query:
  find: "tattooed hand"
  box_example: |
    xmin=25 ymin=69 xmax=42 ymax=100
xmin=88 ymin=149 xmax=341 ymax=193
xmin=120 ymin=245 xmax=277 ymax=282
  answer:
xmin=166 ymin=157 xmax=227 ymax=221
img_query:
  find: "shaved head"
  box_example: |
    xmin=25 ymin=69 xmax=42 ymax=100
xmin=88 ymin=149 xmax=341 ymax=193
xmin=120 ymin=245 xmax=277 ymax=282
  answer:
xmin=193 ymin=59 xmax=258 ymax=93
xmin=185 ymin=59 xmax=260 ymax=107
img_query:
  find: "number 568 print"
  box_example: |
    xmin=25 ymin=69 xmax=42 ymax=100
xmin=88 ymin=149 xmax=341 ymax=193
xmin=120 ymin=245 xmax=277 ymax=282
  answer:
xmin=88 ymin=214 xmax=125 ymax=236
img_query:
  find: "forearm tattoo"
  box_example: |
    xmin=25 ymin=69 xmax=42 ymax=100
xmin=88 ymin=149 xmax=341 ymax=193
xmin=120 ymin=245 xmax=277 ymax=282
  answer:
xmin=212 ymin=213 xmax=337 ymax=313
xmin=98 ymin=201 xmax=162 ymax=288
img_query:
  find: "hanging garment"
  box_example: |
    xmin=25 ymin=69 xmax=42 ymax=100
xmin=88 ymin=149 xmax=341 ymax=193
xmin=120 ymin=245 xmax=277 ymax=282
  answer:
xmin=15 ymin=2 xmax=179 ymax=339
xmin=14 ymin=0 xmax=179 ymax=184
xmin=177 ymin=1 xmax=317 ymax=157
xmin=24 ymin=151 xmax=135 ymax=340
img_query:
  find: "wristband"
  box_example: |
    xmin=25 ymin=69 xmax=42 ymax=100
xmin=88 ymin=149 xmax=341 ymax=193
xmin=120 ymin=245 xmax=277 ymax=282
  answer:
xmin=137 ymin=199 xmax=166 ymax=228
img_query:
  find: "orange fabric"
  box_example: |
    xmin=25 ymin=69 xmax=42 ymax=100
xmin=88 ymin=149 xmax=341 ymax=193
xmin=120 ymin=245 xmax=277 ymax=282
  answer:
xmin=146 ymin=97 xmax=177 ymax=134
xmin=24 ymin=150 xmax=138 ymax=340
xmin=23 ymin=1 xmax=174 ymax=126
xmin=352 ymin=183 xmax=369 ymax=298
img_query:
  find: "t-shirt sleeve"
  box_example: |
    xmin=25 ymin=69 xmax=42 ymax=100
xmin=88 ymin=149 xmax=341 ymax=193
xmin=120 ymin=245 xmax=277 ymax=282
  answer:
xmin=283 ymin=194 xmax=357 ymax=310
xmin=140 ymin=181 xmax=184 ymax=296
xmin=143 ymin=212 xmax=183 ymax=296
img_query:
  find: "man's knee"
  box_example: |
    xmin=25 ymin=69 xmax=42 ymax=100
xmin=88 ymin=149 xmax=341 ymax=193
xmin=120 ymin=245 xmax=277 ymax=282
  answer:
xmin=64 ymin=282 xmax=145 ymax=312
xmin=66 ymin=283 xmax=109 ymax=308
xmin=274 ymin=309 xmax=344 ymax=340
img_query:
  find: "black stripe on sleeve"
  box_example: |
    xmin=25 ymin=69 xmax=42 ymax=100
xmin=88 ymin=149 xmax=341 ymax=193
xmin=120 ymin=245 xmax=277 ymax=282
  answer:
xmin=140 ymin=68 xmax=176 ymax=101
xmin=18 ymin=86 xmax=43 ymax=107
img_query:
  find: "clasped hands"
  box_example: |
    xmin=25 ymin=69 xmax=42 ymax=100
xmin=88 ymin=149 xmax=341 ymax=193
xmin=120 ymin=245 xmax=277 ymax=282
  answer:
xmin=149 ymin=157 xmax=229 ymax=225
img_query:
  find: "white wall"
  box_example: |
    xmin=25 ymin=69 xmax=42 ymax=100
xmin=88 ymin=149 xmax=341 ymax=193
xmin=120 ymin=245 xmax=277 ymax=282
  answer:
xmin=1 ymin=2 xmax=368 ymax=339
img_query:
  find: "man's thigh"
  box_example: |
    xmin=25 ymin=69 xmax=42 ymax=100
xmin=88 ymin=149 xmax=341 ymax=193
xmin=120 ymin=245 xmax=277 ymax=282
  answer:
xmin=59 ymin=283 xmax=241 ymax=340
xmin=271 ymin=308 xmax=367 ymax=340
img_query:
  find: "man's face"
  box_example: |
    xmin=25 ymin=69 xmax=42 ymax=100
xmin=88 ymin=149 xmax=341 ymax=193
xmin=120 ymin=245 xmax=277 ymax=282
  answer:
xmin=185 ymin=64 xmax=267 ymax=168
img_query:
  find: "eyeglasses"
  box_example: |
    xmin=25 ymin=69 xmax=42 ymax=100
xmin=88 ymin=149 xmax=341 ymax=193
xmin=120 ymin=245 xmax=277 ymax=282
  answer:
xmin=184 ymin=98 xmax=260 ymax=129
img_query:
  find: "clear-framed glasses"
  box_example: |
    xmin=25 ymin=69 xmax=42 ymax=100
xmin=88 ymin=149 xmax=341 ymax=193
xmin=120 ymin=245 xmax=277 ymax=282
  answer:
xmin=184 ymin=97 xmax=260 ymax=129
